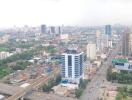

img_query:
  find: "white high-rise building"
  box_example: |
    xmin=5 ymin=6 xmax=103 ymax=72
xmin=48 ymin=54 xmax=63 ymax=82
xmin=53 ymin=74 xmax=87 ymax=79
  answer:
xmin=87 ymin=43 xmax=96 ymax=60
xmin=61 ymin=50 xmax=84 ymax=84
xmin=96 ymin=30 xmax=102 ymax=52
xmin=128 ymin=33 xmax=132 ymax=56
xmin=101 ymin=34 xmax=109 ymax=48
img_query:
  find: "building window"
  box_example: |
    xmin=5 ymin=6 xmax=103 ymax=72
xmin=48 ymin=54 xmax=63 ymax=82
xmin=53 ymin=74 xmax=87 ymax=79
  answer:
xmin=68 ymin=55 xmax=72 ymax=66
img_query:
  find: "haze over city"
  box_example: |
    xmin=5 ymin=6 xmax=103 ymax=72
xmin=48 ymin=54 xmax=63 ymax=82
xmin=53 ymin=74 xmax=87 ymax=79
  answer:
xmin=0 ymin=0 xmax=132 ymax=27
xmin=0 ymin=0 xmax=132 ymax=100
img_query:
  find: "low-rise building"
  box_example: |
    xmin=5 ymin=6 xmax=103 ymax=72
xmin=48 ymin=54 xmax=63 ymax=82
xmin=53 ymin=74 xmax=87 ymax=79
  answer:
xmin=0 ymin=51 xmax=10 ymax=60
xmin=115 ymin=62 xmax=132 ymax=71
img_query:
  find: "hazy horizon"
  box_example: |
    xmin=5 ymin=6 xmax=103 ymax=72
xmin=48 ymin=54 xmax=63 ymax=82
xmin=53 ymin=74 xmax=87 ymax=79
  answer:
xmin=0 ymin=0 xmax=132 ymax=28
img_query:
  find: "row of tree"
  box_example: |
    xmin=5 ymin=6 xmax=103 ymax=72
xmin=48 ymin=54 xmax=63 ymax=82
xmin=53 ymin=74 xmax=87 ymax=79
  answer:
xmin=0 ymin=61 xmax=31 ymax=78
xmin=0 ymin=50 xmax=34 ymax=66
xmin=0 ymin=49 xmax=35 ymax=79
xmin=42 ymin=75 xmax=61 ymax=92
xmin=116 ymin=86 xmax=132 ymax=100
xmin=75 ymin=79 xmax=89 ymax=98
xmin=107 ymin=68 xmax=132 ymax=84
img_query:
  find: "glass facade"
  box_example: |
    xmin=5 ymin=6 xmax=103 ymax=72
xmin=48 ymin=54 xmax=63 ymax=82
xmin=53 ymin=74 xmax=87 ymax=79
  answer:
xmin=68 ymin=55 xmax=72 ymax=66
xmin=61 ymin=55 xmax=65 ymax=77
xmin=68 ymin=55 xmax=72 ymax=77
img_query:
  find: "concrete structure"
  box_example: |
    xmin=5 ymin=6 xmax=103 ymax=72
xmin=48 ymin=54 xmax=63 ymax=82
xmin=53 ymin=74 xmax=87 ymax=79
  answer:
xmin=61 ymin=49 xmax=84 ymax=84
xmin=108 ymin=40 xmax=113 ymax=48
xmin=50 ymin=26 xmax=56 ymax=34
xmin=0 ymin=51 xmax=10 ymax=60
xmin=0 ymin=34 xmax=10 ymax=44
xmin=96 ymin=30 xmax=101 ymax=38
xmin=56 ymin=26 xmax=62 ymax=34
xmin=0 ymin=94 xmax=4 ymax=100
xmin=105 ymin=25 xmax=112 ymax=36
xmin=0 ymin=83 xmax=23 ymax=95
xmin=96 ymin=30 xmax=102 ymax=52
xmin=129 ymin=33 xmax=132 ymax=56
xmin=58 ymin=26 xmax=63 ymax=34
xmin=115 ymin=62 xmax=132 ymax=71
xmin=60 ymin=34 xmax=69 ymax=40
xmin=87 ymin=43 xmax=96 ymax=60
xmin=101 ymin=34 xmax=109 ymax=48
xmin=52 ymin=85 xmax=68 ymax=96
xmin=41 ymin=24 xmax=47 ymax=34
xmin=122 ymin=32 xmax=129 ymax=56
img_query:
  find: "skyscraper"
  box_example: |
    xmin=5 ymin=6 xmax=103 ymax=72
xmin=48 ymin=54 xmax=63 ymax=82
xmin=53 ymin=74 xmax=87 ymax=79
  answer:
xmin=41 ymin=24 xmax=47 ymax=33
xmin=55 ymin=26 xmax=62 ymax=34
xmin=58 ymin=26 xmax=62 ymax=34
xmin=96 ymin=30 xmax=101 ymax=52
xmin=61 ymin=49 xmax=84 ymax=84
xmin=122 ymin=32 xmax=129 ymax=56
xmin=87 ymin=43 xmax=96 ymax=60
xmin=50 ymin=26 xmax=55 ymax=34
xmin=129 ymin=33 xmax=132 ymax=56
xmin=105 ymin=25 xmax=112 ymax=36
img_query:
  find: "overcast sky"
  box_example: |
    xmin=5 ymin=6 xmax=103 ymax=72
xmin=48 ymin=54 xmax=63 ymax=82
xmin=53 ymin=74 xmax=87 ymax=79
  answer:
xmin=0 ymin=0 xmax=132 ymax=27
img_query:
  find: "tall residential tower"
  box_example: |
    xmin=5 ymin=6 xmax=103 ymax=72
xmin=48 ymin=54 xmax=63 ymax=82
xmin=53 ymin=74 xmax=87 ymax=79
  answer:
xmin=61 ymin=49 xmax=84 ymax=84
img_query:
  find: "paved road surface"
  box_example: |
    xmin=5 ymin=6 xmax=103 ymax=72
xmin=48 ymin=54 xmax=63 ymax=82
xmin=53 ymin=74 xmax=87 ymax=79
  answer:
xmin=80 ymin=45 xmax=120 ymax=100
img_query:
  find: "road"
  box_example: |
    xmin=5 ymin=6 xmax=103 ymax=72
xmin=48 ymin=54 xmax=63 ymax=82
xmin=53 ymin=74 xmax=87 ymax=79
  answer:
xmin=6 ymin=68 xmax=60 ymax=100
xmin=80 ymin=45 xmax=120 ymax=100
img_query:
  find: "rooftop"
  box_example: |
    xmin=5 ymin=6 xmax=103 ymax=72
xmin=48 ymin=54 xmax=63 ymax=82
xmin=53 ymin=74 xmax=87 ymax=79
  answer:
xmin=64 ymin=49 xmax=82 ymax=54
xmin=112 ymin=58 xmax=128 ymax=63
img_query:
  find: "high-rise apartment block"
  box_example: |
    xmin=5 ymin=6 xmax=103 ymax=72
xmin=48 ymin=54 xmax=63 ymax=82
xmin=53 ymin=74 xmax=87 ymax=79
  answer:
xmin=61 ymin=49 xmax=84 ymax=84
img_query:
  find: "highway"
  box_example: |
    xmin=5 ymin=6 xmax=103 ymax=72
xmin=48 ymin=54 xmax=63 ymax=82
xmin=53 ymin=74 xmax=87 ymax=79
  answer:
xmin=6 ymin=68 xmax=60 ymax=100
xmin=80 ymin=44 xmax=120 ymax=100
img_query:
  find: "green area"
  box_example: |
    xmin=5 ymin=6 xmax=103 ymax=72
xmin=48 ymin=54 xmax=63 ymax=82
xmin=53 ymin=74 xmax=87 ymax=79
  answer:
xmin=0 ymin=50 xmax=35 ymax=79
xmin=42 ymin=75 xmax=61 ymax=92
xmin=0 ymin=47 xmax=8 ymax=51
xmin=75 ymin=79 xmax=89 ymax=98
xmin=44 ymin=45 xmax=58 ymax=55
xmin=107 ymin=69 xmax=132 ymax=84
xmin=112 ymin=58 xmax=128 ymax=64
xmin=0 ymin=40 xmax=39 ymax=52
xmin=0 ymin=61 xmax=31 ymax=78
xmin=0 ymin=66 xmax=12 ymax=78
xmin=11 ymin=61 xmax=31 ymax=71
xmin=0 ymin=50 xmax=34 ymax=64
xmin=116 ymin=86 xmax=132 ymax=100
xmin=0 ymin=39 xmax=58 ymax=79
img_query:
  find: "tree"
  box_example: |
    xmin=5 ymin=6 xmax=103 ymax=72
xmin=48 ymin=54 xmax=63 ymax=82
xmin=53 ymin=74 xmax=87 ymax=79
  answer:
xmin=43 ymin=84 xmax=50 ymax=92
xmin=55 ymin=75 xmax=61 ymax=85
xmin=111 ymin=72 xmax=117 ymax=81
xmin=75 ymin=89 xmax=83 ymax=98
xmin=79 ymin=79 xmax=86 ymax=89
xmin=128 ymin=87 xmax=132 ymax=96
xmin=117 ymin=87 xmax=128 ymax=100
xmin=116 ymin=92 xmax=122 ymax=100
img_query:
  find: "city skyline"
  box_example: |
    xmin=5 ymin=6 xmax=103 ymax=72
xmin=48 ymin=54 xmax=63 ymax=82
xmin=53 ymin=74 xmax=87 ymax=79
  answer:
xmin=0 ymin=0 xmax=132 ymax=28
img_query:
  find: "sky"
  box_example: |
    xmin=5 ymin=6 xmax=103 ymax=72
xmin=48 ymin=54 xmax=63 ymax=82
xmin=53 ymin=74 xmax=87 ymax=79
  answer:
xmin=0 ymin=0 xmax=132 ymax=27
